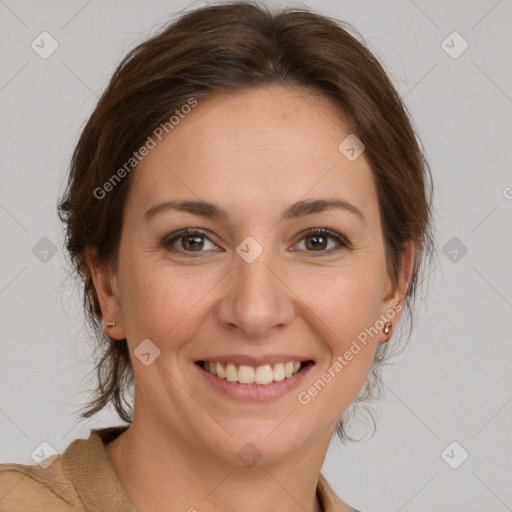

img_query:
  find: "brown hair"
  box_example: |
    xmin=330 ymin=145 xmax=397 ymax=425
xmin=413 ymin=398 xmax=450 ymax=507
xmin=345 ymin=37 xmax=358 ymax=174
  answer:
xmin=57 ymin=0 xmax=435 ymax=442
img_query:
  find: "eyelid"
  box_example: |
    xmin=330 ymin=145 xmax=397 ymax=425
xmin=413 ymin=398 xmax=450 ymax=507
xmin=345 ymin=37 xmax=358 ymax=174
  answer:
xmin=291 ymin=227 xmax=352 ymax=254
xmin=162 ymin=227 xmax=351 ymax=256
xmin=163 ymin=228 xmax=219 ymax=257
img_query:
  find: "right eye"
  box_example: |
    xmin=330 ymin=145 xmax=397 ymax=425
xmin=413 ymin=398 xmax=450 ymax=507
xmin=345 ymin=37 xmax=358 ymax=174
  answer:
xmin=162 ymin=228 xmax=220 ymax=257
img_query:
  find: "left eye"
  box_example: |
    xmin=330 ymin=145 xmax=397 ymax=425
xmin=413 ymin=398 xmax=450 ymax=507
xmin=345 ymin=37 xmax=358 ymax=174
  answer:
xmin=293 ymin=228 xmax=348 ymax=253
xmin=162 ymin=228 xmax=349 ymax=257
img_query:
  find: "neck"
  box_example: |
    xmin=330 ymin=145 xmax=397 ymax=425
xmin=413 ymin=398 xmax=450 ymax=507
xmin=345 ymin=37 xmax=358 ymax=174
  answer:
xmin=105 ymin=399 xmax=334 ymax=512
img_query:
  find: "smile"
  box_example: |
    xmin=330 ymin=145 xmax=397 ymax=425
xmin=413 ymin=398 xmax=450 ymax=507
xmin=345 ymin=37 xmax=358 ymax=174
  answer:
xmin=197 ymin=360 xmax=310 ymax=386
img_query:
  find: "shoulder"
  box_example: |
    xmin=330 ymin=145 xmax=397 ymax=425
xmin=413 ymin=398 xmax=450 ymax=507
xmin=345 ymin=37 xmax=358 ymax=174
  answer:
xmin=0 ymin=456 xmax=83 ymax=511
xmin=0 ymin=426 xmax=131 ymax=512
xmin=317 ymin=473 xmax=363 ymax=512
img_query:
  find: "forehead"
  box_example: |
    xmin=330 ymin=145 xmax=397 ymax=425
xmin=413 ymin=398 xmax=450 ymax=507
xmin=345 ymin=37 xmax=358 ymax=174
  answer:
xmin=126 ymin=85 xmax=378 ymax=224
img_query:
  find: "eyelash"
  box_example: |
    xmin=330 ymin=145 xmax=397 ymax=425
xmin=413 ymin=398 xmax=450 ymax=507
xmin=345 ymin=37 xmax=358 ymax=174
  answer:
xmin=162 ymin=228 xmax=351 ymax=258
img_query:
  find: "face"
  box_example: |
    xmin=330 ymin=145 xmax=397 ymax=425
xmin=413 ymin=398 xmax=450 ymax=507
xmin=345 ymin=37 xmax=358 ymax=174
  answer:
xmin=88 ymin=85 xmax=411 ymax=465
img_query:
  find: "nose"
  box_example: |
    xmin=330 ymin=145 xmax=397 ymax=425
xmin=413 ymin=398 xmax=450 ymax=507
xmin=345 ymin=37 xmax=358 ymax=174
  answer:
xmin=215 ymin=245 xmax=296 ymax=339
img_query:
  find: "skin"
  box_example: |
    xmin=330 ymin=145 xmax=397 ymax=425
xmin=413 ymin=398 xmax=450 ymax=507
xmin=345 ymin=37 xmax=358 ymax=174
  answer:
xmin=86 ymin=84 xmax=414 ymax=512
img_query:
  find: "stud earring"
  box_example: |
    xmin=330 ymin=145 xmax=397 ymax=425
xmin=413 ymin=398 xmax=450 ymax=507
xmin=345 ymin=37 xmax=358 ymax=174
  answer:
xmin=383 ymin=321 xmax=393 ymax=335
xmin=105 ymin=321 xmax=116 ymax=328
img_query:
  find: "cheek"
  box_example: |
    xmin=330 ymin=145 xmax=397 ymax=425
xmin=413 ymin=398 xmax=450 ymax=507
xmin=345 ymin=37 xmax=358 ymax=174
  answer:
xmin=303 ymin=265 xmax=384 ymax=343
xmin=118 ymin=259 xmax=219 ymax=342
xmin=299 ymin=266 xmax=383 ymax=397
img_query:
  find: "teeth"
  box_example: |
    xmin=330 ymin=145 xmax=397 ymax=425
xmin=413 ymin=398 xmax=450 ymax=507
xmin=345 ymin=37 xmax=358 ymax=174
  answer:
xmin=216 ymin=362 xmax=225 ymax=379
xmin=273 ymin=362 xmax=285 ymax=382
xmin=201 ymin=360 xmax=305 ymax=385
xmin=238 ymin=364 xmax=255 ymax=384
xmin=255 ymin=364 xmax=273 ymax=385
xmin=225 ymin=362 xmax=238 ymax=382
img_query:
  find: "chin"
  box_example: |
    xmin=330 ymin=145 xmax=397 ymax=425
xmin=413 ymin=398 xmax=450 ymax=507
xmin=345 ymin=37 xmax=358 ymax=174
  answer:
xmin=196 ymin=416 xmax=314 ymax=467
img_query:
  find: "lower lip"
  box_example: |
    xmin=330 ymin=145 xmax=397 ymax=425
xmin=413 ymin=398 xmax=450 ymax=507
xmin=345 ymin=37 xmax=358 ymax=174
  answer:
xmin=196 ymin=362 xmax=314 ymax=402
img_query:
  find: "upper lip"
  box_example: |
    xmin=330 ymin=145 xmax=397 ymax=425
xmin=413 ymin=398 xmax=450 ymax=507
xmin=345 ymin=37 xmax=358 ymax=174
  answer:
xmin=196 ymin=354 xmax=314 ymax=367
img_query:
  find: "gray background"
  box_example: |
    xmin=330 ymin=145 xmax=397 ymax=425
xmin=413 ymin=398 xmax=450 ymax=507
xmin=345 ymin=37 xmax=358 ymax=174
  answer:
xmin=1 ymin=0 xmax=511 ymax=510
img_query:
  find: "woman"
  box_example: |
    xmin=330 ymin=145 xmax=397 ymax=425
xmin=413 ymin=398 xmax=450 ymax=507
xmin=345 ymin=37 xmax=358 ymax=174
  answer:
xmin=0 ymin=1 xmax=433 ymax=511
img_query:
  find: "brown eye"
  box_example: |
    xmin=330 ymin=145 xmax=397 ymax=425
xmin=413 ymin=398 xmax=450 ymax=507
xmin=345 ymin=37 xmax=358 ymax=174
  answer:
xmin=294 ymin=228 xmax=350 ymax=255
xmin=181 ymin=234 xmax=205 ymax=251
xmin=305 ymin=232 xmax=328 ymax=251
xmin=162 ymin=227 xmax=350 ymax=258
xmin=163 ymin=229 xmax=217 ymax=256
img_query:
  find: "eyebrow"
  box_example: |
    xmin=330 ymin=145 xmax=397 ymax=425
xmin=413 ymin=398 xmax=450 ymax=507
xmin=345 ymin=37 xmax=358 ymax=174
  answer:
xmin=144 ymin=198 xmax=365 ymax=224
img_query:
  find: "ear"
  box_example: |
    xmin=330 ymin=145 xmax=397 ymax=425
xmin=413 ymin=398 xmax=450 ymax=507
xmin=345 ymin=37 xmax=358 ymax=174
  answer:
xmin=85 ymin=247 xmax=127 ymax=340
xmin=378 ymin=240 xmax=415 ymax=343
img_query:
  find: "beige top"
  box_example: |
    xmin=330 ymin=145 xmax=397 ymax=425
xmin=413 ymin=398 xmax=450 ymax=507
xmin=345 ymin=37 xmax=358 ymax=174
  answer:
xmin=0 ymin=426 xmax=360 ymax=512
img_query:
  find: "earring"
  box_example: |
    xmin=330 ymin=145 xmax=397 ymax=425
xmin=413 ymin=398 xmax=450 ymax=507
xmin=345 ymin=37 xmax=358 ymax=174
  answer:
xmin=105 ymin=321 xmax=116 ymax=328
xmin=383 ymin=321 xmax=393 ymax=335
